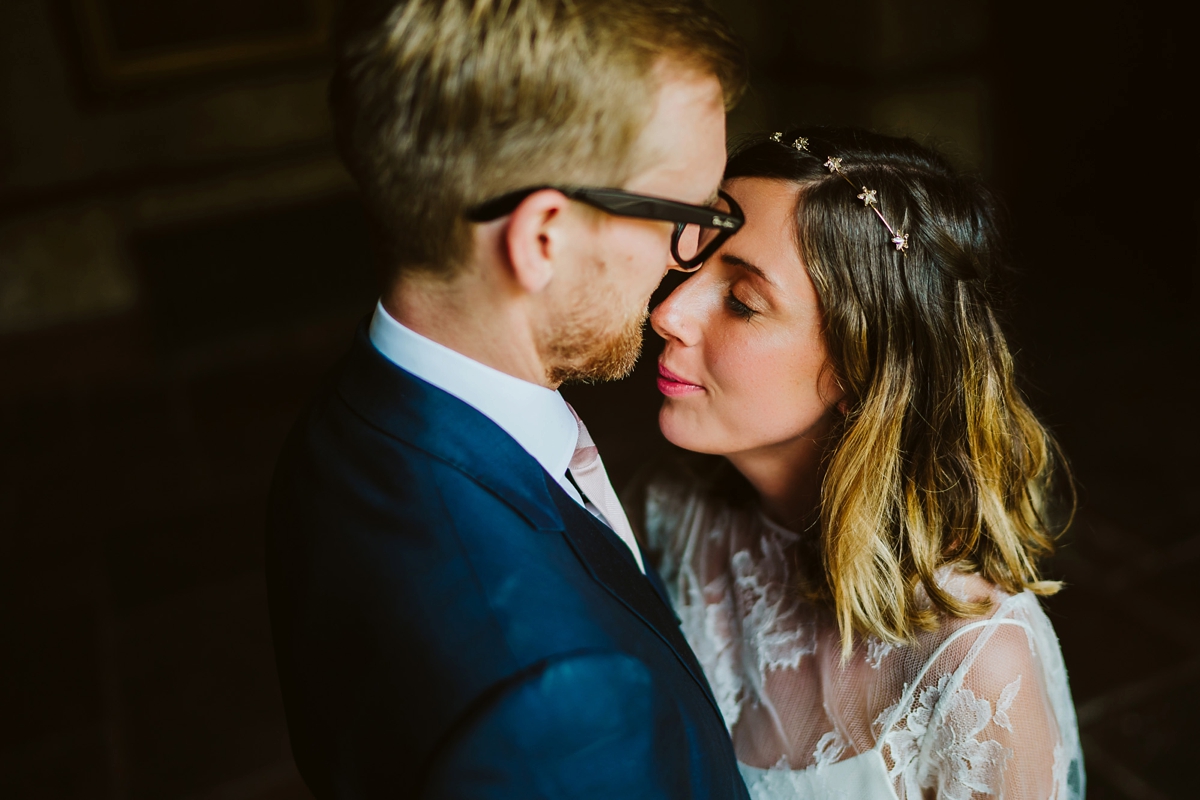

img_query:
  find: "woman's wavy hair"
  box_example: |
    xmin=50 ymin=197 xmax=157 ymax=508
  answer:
xmin=725 ymin=128 xmax=1073 ymax=655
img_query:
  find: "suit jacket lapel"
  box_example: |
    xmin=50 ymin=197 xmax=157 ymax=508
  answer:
xmin=642 ymin=558 xmax=680 ymax=623
xmin=338 ymin=323 xmax=721 ymax=720
xmin=336 ymin=323 xmax=562 ymax=532
xmin=549 ymin=480 xmax=724 ymax=722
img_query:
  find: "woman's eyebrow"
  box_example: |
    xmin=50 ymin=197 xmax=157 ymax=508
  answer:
xmin=720 ymin=253 xmax=775 ymax=287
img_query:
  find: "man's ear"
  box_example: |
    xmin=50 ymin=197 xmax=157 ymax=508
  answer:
xmin=503 ymin=189 xmax=572 ymax=294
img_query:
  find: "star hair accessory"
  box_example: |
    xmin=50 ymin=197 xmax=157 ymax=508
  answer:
xmin=853 ymin=184 xmax=909 ymax=253
xmin=769 ymin=132 xmax=910 ymax=255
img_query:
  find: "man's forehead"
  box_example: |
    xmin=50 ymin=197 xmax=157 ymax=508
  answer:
xmin=626 ymin=69 xmax=727 ymax=203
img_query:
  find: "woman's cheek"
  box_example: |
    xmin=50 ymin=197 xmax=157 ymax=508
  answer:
xmin=707 ymin=338 xmax=781 ymax=440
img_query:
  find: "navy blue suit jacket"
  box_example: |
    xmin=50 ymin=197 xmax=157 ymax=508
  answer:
xmin=266 ymin=326 xmax=749 ymax=799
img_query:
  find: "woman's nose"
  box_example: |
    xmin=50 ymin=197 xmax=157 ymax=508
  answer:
xmin=650 ymin=273 xmax=705 ymax=346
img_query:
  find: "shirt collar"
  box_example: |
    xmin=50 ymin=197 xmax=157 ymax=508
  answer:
xmin=368 ymin=301 xmax=578 ymax=482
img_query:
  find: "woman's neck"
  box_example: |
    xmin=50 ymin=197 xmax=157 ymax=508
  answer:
xmin=724 ymin=416 xmax=837 ymax=533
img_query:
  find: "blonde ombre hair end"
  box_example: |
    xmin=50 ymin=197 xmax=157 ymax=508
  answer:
xmin=725 ymin=129 xmax=1075 ymax=659
xmin=330 ymin=0 xmax=747 ymax=280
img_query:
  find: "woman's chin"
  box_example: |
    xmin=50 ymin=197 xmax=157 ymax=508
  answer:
xmin=658 ymin=403 xmax=722 ymax=455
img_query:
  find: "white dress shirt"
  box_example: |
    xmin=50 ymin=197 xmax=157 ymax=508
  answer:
xmin=368 ymin=301 xmax=644 ymax=572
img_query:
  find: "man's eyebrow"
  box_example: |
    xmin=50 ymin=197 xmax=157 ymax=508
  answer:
xmin=721 ymin=253 xmax=775 ymax=286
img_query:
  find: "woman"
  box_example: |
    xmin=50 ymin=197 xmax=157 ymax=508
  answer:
xmin=636 ymin=128 xmax=1084 ymax=799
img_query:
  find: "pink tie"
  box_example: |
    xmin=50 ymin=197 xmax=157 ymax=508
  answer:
xmin=566 ymin=405 xmax=645 ymax=573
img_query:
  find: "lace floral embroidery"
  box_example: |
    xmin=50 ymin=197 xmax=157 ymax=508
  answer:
xmin=731 ymin=550 xmax=816 ymax=675
xmin=866 ymin=636 xmax=895 ymax=669
xmin=697 ymin=582 xmax=745 ymax=728
xmin=878 ymin=673 xmax=1018 ymax=800
xmin=994 ymin=676 xmax=1021 ymax=732
xmin=812 ymin=730 xmax=848 ymax=770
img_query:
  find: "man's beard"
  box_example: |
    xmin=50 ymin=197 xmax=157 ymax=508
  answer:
xmin=541 ymin=296 xmax=649 ymax=386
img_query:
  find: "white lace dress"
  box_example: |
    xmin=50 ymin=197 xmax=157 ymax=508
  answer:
xmin=642 ymin=480 xmax=1085 ymax=800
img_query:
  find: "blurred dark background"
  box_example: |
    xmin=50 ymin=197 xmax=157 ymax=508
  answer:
xmin=0 ymin=0 xmax=1191 ymax=797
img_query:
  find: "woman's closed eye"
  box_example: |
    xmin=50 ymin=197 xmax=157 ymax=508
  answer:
xmin=725 ymin=291 xmax=760 ymax=320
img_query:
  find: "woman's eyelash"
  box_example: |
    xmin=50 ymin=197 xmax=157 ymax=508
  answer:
xmin=725 ymin=292 xmax=758 ymax=320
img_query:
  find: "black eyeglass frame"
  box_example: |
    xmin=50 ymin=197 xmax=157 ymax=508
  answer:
xmin=465 ymin=185 xmax=744 ymax=271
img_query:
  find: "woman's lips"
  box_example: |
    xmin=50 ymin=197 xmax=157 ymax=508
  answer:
xmin=657 ymin=363 xmax=705 ymax=397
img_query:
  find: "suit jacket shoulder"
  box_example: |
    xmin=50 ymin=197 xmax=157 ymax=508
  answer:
xmin=267 ymin=326 xmax=746 ymax=799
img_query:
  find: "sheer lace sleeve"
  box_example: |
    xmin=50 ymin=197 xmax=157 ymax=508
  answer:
xmin=639 ymin=479 xmax=1084 ymax=800
xmin=878 ymin=595 xmax=1084 ymax=800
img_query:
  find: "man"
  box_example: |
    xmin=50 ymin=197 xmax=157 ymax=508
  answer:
xmin=267 ymin=1 xmax=749 ymax=796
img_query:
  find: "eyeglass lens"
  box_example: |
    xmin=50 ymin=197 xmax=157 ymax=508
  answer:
xmin=673 ymin=194 xmax=733 ymax=266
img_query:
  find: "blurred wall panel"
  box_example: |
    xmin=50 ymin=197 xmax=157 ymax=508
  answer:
xmin=0 ymin=0 xmax=347 ymax=336
xmin=1 ymin=1 xmax=362 ymax=798
xmin=69 ymin=0 xmax=331 ymax=90
xmin=711 ymin=0 xmax=992 ymax=173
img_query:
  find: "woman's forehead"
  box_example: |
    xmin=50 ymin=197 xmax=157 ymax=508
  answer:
xmin=720 ymin=178 xmax=807 ymax=283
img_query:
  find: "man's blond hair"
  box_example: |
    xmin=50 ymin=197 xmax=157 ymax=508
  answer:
xmin=330 ymin=0 xmax=746 ymax=281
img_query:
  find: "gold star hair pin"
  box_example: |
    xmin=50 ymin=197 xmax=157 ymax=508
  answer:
xmin=851 ymin=179 xmax=909 ymax=253
xmin=768 ymin=133 xmax=910 ymax=256
xmin=857 ymin=185 xmax=908 ymax=252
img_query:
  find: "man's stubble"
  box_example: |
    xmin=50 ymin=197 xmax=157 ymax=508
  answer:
xmin=541 ymin=273 xmax=650 ymax=387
